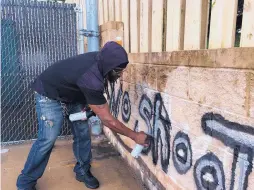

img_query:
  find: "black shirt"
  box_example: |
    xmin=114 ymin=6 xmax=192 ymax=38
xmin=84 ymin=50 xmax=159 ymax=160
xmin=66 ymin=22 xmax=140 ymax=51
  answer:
xmin=32 ymin=52 xmax=106 ymax=105
xmin=32 ymin=41 xmax=129 ymax=105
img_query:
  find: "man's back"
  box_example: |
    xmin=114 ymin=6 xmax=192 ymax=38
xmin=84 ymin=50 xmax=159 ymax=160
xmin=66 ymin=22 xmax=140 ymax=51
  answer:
xmin=32 ymin=41 xmax=129 ymax=104
xmin=33 ymin=51 xmax=98 ymax=103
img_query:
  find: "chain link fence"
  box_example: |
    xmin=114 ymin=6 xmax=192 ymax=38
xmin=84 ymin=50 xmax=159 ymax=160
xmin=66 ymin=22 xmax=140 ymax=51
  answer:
xmin=1 ymin=0 xmax=79 ymax=144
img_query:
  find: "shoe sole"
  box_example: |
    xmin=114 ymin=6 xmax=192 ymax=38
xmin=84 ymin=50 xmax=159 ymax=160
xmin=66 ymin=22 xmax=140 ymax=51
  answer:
xmin=76 ymin=176 xmax=99 ymax=189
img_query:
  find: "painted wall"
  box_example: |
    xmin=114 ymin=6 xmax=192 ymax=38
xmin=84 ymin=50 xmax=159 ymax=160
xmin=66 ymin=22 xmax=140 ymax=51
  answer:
xmin=100 ymin=21 xmax=254 ymax=190
xmin=103 ymin=50 xmax=254 ymax=190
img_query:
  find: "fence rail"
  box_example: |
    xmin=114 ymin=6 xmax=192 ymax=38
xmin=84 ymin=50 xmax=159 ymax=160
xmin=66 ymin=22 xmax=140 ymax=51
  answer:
xmin=98 ymin=0 xmax=254 ymax=53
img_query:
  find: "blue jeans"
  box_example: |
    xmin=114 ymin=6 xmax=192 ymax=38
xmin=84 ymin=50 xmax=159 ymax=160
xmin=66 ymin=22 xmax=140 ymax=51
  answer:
xmin=17 ymin=93 xmax=92 ymax=189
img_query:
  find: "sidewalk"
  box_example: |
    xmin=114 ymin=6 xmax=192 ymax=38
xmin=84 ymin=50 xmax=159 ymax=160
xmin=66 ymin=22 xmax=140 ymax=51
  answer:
xmin=1 ymin=136 xmax=145 ymax=190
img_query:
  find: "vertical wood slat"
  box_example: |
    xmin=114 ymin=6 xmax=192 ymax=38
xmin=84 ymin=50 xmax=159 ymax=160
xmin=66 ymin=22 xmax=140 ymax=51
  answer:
xmin=115 ymin=0 xmax=122 ymax=21
xmin=140 ymin=0 xmax=152 ymax=52
xmin=240 ymin=0 xmax=254 ymax=47
xmin=151 ymin=0 xmax=163 ymax=52
xmin=200 ymin=0 xmax=209 ymax=49
xmin=103 ymin=0 xmax=109 ymax=22
xmin=166 ymin=0 xmax=186 ymax=51
xmin=108 ymin=0 xmax=115 ymax=21
xmin=184 ymin=0 xmax=209 ymax=50
xmin=209 ymin=0 xmax=238 ymax=49
xmin=122 ymin=0 xmax=130 ymax=52
xmin=98 ymin=0 xmax=104 ymax=25
xmin=130 ymin=0 xmax=140 ymax=53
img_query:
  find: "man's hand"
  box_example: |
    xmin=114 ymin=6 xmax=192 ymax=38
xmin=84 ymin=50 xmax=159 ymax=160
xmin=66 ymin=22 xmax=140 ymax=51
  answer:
xmin=133 ymin=131 xmax=150 ymax=146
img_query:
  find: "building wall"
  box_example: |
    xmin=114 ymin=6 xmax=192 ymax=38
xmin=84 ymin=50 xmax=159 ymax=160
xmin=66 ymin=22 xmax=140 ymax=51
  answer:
xmin=101 ymin=21 xmax=254 ymax=190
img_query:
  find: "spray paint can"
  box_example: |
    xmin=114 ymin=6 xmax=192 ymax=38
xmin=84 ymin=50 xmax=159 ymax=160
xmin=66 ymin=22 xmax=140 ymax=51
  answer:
xmin=131 ymin=134 xmax=153 ymax=158
xmin=69 ymin=110 xmax=95 ymax=122
xmin=131 ymin=144 xmax=145 ymax=158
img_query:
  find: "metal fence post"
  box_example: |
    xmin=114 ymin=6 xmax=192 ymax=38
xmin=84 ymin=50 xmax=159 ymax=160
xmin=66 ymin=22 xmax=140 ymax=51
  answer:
xmin=82 ymin=0 xmax=102 ymax=135
xmin=85 ymin=0 xmax=99 ymax=52
xmin=75 ymin=5 xmax=85 ymax=54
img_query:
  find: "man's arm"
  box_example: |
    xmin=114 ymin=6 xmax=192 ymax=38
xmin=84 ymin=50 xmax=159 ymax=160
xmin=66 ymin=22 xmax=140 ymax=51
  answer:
xmin=75 ymin=78 xmax=148 ymax=145
xmin=89 ymin=103 xmax=148 ymax=145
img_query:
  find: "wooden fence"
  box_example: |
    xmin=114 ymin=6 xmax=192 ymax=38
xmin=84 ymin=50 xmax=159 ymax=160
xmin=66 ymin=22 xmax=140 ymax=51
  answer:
xmin=98 ymin=0 xmax=254 ymax=53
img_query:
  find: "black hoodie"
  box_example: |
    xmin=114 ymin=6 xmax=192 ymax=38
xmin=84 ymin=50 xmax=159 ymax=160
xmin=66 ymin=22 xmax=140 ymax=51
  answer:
xmin=32 ymin=41 xmax=128 ymax=104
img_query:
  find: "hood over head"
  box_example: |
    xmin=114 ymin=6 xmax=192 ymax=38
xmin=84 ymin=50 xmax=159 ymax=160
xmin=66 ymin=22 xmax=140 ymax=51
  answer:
xmin=99 ymin=41 xmax=129 ymax=76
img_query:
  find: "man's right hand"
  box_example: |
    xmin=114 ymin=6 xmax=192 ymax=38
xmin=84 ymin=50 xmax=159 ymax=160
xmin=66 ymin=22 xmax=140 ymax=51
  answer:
xmin=134 ymin=131 xmax=151 ymax=146
xmin=89 ymin=103 xmax=153 ymax=146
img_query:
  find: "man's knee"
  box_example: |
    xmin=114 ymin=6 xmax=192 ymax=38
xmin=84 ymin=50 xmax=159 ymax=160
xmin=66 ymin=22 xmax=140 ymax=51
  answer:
xmin=37 ymin=131 xmax=59 ymax=153
xmin=39 ymin=139 xmax=56 ymax=155
xmin=72 ymin=122 xmax=90 ymax=139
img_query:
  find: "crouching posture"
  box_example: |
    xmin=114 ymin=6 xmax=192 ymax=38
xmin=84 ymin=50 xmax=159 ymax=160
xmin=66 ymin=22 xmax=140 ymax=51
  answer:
xmin=17 ymin=41 xmax=148 ymax=190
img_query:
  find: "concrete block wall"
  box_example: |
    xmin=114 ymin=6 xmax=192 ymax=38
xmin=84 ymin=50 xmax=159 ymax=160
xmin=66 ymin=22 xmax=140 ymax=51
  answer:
xmin=101 ymin=22 xmax=254 ymax=190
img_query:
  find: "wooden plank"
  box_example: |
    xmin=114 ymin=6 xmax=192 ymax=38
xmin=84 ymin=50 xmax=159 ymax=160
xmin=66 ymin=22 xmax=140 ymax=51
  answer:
xmin=130 ymin=0 xmax=140 ymax=52
xmin=151 ymin=0 xmax=163 ymax=52
xmin=108 ymin=0 xmax=115 ymax=21
xmin=240 ymin=0 xmax=254 ymax=47
xmin=103 ymin=0 xmax=109 ymax=22
xmin=209 ymin=0 xmax=238 ymax=49
xmin=140 ymin=0 xmax=152 ymax=52
xmin=98 ymin=0 xmax=104 ymax=25
xmin=115 ymin=0 xmax=122 ymax=21
xmin=166 ymin=0 xmax=186 ymax=51
xmin=122 ymin=0 xmax=130 ymax=52
xmin=184 ymin=0 xmax=209 ymax=50
xmin=200 ymin=0 xmax=209 ymax=49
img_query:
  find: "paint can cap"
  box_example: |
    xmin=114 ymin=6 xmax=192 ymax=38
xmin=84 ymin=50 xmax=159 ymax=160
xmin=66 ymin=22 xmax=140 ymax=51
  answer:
xmin=115 ymin=36 xmax=122 ymax=46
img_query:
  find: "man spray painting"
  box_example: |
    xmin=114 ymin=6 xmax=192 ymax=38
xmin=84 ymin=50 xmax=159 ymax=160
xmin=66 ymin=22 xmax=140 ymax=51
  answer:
xmin=17 ymin=41 xmax=149 ymax=190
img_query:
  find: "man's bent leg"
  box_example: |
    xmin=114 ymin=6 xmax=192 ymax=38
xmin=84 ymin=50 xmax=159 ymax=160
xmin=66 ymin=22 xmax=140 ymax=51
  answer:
xmin=67 ymin=103 xmax=92 ymax=174
xmin=68 ymin=103 xmax=99 ymax=189
xmin=17 ymin=93 xmax=64 ymax=189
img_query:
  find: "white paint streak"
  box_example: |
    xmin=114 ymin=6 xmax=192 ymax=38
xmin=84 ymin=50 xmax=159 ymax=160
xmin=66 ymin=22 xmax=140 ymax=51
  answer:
xmin=206 ymin=120 xmax=254 ymax=149
xmin=177 ymin=149 xmax=185 ymax=157
xmin=202 ymin=172 xmax=214 ymax=183
xmin=234 ymin=152 xmax=250 ymax=190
